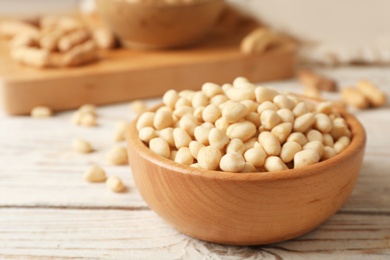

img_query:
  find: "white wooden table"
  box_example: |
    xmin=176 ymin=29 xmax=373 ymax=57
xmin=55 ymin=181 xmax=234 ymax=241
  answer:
xmin=0 ymin=66 xmax=389 ymax=259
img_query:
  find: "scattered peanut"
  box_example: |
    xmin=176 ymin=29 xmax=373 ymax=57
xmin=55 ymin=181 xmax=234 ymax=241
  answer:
xmin=71 ymin=104 xmax=98 ymax=127
xmin=79 ymin=113 xmax=97 ymax=127
xmin=79 ymin=104 xmax=96 ymax=115
xmin=107 ymin=146 xmax=128 ymax=165
xmin=84 ymin=165 xmax=106 ymax=182
xmin=31 ymin=106 xmax=53 ymax=118
xmin=357 ymin=80 xmax=387 ymax=107
xmin=106 ymin=176 xmax=125 ymax=193
xmin=341 ymin=87 xmax=369 ymax=109
xmin=114 ymin=121 xmax=129 ymax=142
xmin=298 ymin=69 xmax=338 ymax=92
xmin=130 ymin=100 xmax=148 ymax=115
xmin=72 ymin=139 xmax=93 ymax=153
xmin=240 ymin=28 xmax=278 ymax=55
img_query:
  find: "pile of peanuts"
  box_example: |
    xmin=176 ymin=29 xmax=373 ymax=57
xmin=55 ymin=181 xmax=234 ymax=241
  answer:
xmin=0 ymin=15 xmax=115 ymax=68
xmin=136 ymin=77 xmax=352 ymax=173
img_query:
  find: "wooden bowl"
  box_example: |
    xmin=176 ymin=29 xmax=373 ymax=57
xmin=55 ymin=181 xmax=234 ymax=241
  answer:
xmin=127 ymin=109 xmax=366 ymax=245
xmin=95 ymin=0 xmax=225 ymax=49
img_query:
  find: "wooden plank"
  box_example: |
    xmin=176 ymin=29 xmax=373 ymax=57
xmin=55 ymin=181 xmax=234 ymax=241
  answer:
xmin=0 ymin=103 xmax=154 ymax=208
xmin=0 ymin=208 xmax=388 ymax=259
xmin=0 ymin=19 xmax=297 ymax=115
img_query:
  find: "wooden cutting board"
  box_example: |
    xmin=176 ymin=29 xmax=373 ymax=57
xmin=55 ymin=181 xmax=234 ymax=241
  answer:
xmin=0 ymin=21 xmax=297 ymax=115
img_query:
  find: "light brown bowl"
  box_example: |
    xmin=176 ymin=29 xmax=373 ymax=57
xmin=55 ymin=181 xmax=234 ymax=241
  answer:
xmin=95 ymin=0 xmax=225 ymax=49
xmin=127 ymin=109 xmax=366 ymax=245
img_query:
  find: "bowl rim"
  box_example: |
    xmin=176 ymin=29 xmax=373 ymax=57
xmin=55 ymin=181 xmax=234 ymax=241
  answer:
xmin=127 ymin=104 xmax=366 ymax=182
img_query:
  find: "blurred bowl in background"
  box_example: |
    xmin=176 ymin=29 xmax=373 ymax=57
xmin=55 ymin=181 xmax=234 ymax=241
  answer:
xmin=95 ymin=0 xmax=225 ymax=49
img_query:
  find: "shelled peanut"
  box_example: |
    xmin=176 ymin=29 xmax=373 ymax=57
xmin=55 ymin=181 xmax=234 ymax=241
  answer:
xmin=1 ymin=15 xmax=116 ymax=68
xmin=240 ymin=27 xmax=289 ymax=55
xmin=297 ymin=69 xmax=387 ymax=109
xmin=71 ymin=104 xmax=98 ymax=127
xmin=298 ymin=69 xmax=338 ymax=97
xmin=30 ymin=106 xmax=53 ymax=118
xmin=341 ymin=80 xmax=387 ymax=109
xmin=136 ymin=77 xmax=353 ymax=173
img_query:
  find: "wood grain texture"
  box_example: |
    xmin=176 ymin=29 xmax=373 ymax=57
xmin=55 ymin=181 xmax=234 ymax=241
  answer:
xmin=0 ymin=19 xmax=296 ymax=115
xmin=0 ymin=209 xmax=388 ymax=259
xmin=0 ymin=66 xmax=390 ymax=258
